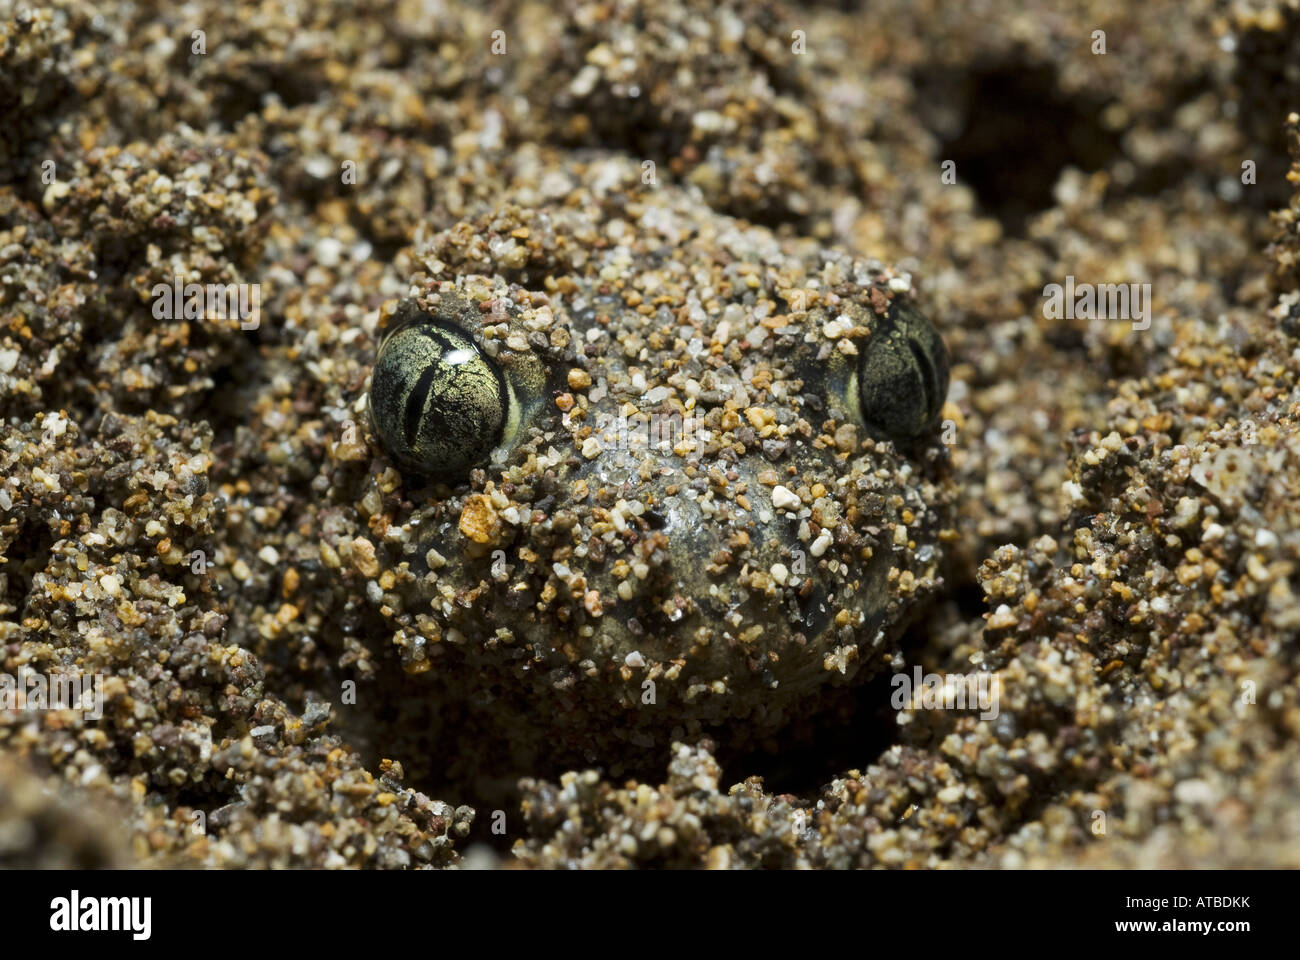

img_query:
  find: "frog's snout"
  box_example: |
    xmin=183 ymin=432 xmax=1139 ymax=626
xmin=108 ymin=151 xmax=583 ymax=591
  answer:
xmin=561 ymin=438 xmax=897 ymax=673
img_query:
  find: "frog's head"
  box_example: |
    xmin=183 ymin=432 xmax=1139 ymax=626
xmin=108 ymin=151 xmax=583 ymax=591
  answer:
xmin=362 ymin=260 xmax=953 ymax=766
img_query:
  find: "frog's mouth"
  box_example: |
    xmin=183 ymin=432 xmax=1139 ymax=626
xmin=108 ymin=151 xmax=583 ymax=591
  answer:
xmin=354 ymin=397 xmax=950 ymax=812
xmin=520 ymin=429 xmax=935 ymax=701
xmin=370 ymin=277 xmax=953 ymax=794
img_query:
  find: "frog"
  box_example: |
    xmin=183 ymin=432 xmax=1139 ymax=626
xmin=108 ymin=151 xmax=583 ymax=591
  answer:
xmin=346 ymin=177 xmax=954 ymax=787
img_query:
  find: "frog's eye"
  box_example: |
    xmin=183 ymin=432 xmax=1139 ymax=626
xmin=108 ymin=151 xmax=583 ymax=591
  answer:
xmin=369 ymin=318 xmax=508 ymax=479
xmin=855 ymin=305 xmax=949 ymax=442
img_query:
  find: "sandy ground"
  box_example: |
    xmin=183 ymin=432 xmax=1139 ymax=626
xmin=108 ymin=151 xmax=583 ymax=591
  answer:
xmin=2 ymin=0 xmax=1299 ymax=868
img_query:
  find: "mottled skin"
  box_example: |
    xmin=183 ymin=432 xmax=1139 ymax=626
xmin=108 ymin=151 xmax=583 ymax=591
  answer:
xmin=355 ymin=198 xmax=956 ymax=783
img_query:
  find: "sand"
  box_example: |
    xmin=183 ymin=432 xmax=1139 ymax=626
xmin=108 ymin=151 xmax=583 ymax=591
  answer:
xmin=1 ymin=0 xmax=1298 ymax=869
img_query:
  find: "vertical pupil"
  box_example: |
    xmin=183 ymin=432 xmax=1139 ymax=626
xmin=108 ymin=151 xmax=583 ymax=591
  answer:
xmin=404 ymin=362 xmax=440 ymax=448
xmin=370 ymin=312 xmax=511 ymax=479
xmin=906 ymin=336 xmax=937 ymax=420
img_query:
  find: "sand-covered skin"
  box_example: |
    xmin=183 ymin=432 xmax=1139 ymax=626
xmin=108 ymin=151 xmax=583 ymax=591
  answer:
xmin=2 ymin=0 xmax=1299 ymax=868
